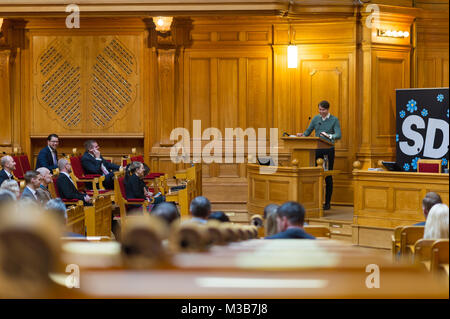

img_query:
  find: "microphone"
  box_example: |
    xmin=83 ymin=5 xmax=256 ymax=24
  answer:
xmin=282 ymin=132 xmax=289 ymax=137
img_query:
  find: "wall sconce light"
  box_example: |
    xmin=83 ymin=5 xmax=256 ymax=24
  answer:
xmin=153 ymin=16 xmax=173 ymax=33
xmin=377 ymin=29 xmax=410 ymax=38
xmin=288 ymin=45 xmax=298 ymax=68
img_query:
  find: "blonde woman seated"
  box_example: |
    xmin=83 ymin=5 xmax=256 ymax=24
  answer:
xmin=0 ymin=179 xmax=20 ymax=199
xmin=264 ymin=203 xmax=279 ymax=237
xmin=124 ymin=161 xmax=164 ymax=212
xmin=424 ymin=203 xmax=449 ymax=239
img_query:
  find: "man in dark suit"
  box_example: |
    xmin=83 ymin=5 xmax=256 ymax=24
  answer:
xmin=35 ymin=134 xmax=59 ymax=171
xmin=0 ymin=155 xmax=17 ymax=187
xmin=265 ymin=201 xmax=315 ymax=239
xmin=81 ymin=140 xmax=119 ymax=190
xmin=56 ymin=158 xmax=92 ymax=206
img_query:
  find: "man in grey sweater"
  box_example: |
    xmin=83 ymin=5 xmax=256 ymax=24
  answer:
xmin=297 ymin=100 xmax=341 ymax=210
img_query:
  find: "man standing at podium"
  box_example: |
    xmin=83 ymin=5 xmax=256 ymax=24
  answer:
xmin=297 ymin=100 xmax=341 ymax=210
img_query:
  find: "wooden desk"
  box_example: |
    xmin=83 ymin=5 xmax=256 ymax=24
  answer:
xmin=353 ymin=170 xmax=449 ymax=228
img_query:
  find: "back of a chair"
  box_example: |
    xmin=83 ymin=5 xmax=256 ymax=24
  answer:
xmin=69 ymin=156 xmax=85 ymax=179
xmin=400 ymin=226 xmax=425 ymax=254
xmin=11 ymin=155 xmax=24 ymax=179
xmin=85 ymin=195 xmax=112 ymax=237
xmin=52 ymin=176 xmax=61 ymax=198
xmin=431 ymin=239 xmax=449 ymax=273
xmin=413 ymin=239 xmax=436 ymax=265
xmin=19 ymin=155 xmax=31 ymax=173
xmin=118 ymin=176 xmax=127 ymax=199
xmin=417 ymin=159 xmax=442 ymax=173
xmin=304 ymin=226 xmax=331 ymax=238
xmin=66 ymin=205 xmax=85 ymax=236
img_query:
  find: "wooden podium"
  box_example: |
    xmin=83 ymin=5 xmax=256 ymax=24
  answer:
xmin=247 ymin=137 xmax=334 ymax=219
xmin=281 ymin=136 xmax=334 ymax=167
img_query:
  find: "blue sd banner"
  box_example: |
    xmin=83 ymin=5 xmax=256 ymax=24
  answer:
xmin=396 ymin=88 xmax=449 ymax=172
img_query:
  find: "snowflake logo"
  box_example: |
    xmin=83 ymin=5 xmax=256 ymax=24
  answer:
xmin=411 ymin=157 xmax=420 ymax=170
xmin=406 ymin=99 xmax=418 ymax=113
xmin=421 ymin=109 xmax=428 ymax=117
xmin=396 ymin=134 xmax=399 ymax=142
xmin=437 ymin=94 xmax=444 ymax=102
xmin=403 ymin=163 xmax=410 ymax=171
xmin=399 ymin=110 xmax=406 ymax=119
xmin=442 ymin=158 xmax=448 ymax=167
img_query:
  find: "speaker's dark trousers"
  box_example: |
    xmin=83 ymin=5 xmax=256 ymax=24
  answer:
xmin=315 ymin=147 xmax=335 ymax=206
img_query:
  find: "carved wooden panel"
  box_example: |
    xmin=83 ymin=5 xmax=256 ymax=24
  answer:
xmin=32 ymin=35 xmax=142 ymax=135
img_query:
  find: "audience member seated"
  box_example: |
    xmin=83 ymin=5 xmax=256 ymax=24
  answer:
xmin=264 ymin=203 xmax=279 ymax=237
xmin=35 ymin=167 xmax=53 ymax=204
xmin=124 ymin=162 xmax=164 ymax=212
xmin=423 ymin=204 xmax=449 ymax=239
xmin=0 ymin=189 xmax=16 ymax=208
xmin=81 ymin=140 xmax=120 ymax=190
xmin=0 ymin=179 xmax=20 ymax=199
xmin=20 ymin=171 xmax=41 ymax=202
xmin=35 ymin=133 xmax=59 ymax=171
xmin=45 ymin=198 xmax=84 ymax=238
xmin=415 ymin=192 xmax=442 ymax=226
xmin=151 ymin=202 xmax=180 ymax=225
xmin=186 ymin=196 xmax=211 ymax=224
xmin=56 ymin=158 xmax=92 ymax=206
xmin=265 ymin=201 xmax=315 ymax=239
xmin=0 ymin=155 xmax=16 ymax=186
xmin=208 ymin=211 xmax=230 ymax=223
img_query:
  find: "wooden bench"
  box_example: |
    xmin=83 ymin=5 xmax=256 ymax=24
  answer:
xmin=66 ymin=203 xmax=85 ymax=236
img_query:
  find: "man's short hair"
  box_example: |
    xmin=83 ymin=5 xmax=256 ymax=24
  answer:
xmin=84 ymin=140 xmax=97 ymax=151
xmin=263 ymin=203 xmax=279 ymax=219
xmin=276 ymin=201 xmax=306 ymax=226
xmin=151 ymin=202 xmax=180 ymax=224
xmin=423 ymin=192 xmax=442 ymax=214
xmin=47 ymin=134 xmax=59 ymax=141
xmin=58 ymin=158 xmax=69 ymax=170
xmin=24 ymin=170 xmax=39 ymax=184
xmin=36 ymin=167 xmax=50 ymax=176
xmin=189 ymin=196 xmax=211 ymax=218
xmin=318 ymin=100 xmax=330 ymax=109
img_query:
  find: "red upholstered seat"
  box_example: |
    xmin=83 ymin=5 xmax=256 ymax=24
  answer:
xmin=418 ymin=163 xmax=440 ymax=173
xmin=12 ymin=155 xmax=24 ymax=179
xmin=19 ymin=155 xmax=32 ymax=173
xmin=130 ymin=155 xmax=145 ymax=163
xmin=70 ymin=156 xmax=101 ymax=179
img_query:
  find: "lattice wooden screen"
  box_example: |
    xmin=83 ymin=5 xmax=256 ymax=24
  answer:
xmin=32 ymin=35 xmax=141 ymax=135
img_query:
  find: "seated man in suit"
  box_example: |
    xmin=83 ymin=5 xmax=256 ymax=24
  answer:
xmin=0 ymin=155 xmax=17 ymax=186
xmin=265 ymin=201 xmax=315 ymax=239
xmin=36 ymin=167 xmax=53 ymax=204
xmin=35 ymin=134 xmax=59 ymax=171
xmin=415 ymin=192 xmax=442 ymax=226
xmin=81 ymin=140 xmax=120 ymax=190
xmin=20 ymin=170 xmax=41 ymax=202
xmin=56 ymin=158 xmax=92 ymax=206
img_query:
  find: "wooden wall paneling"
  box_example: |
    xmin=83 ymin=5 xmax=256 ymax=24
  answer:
xmin=372 ymin=49 xmax=410 ymax=153
xmin=30 ymin=32 xmax=144 ymax=136
xmin=0 ymin=49 xmax=12 ymax=147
